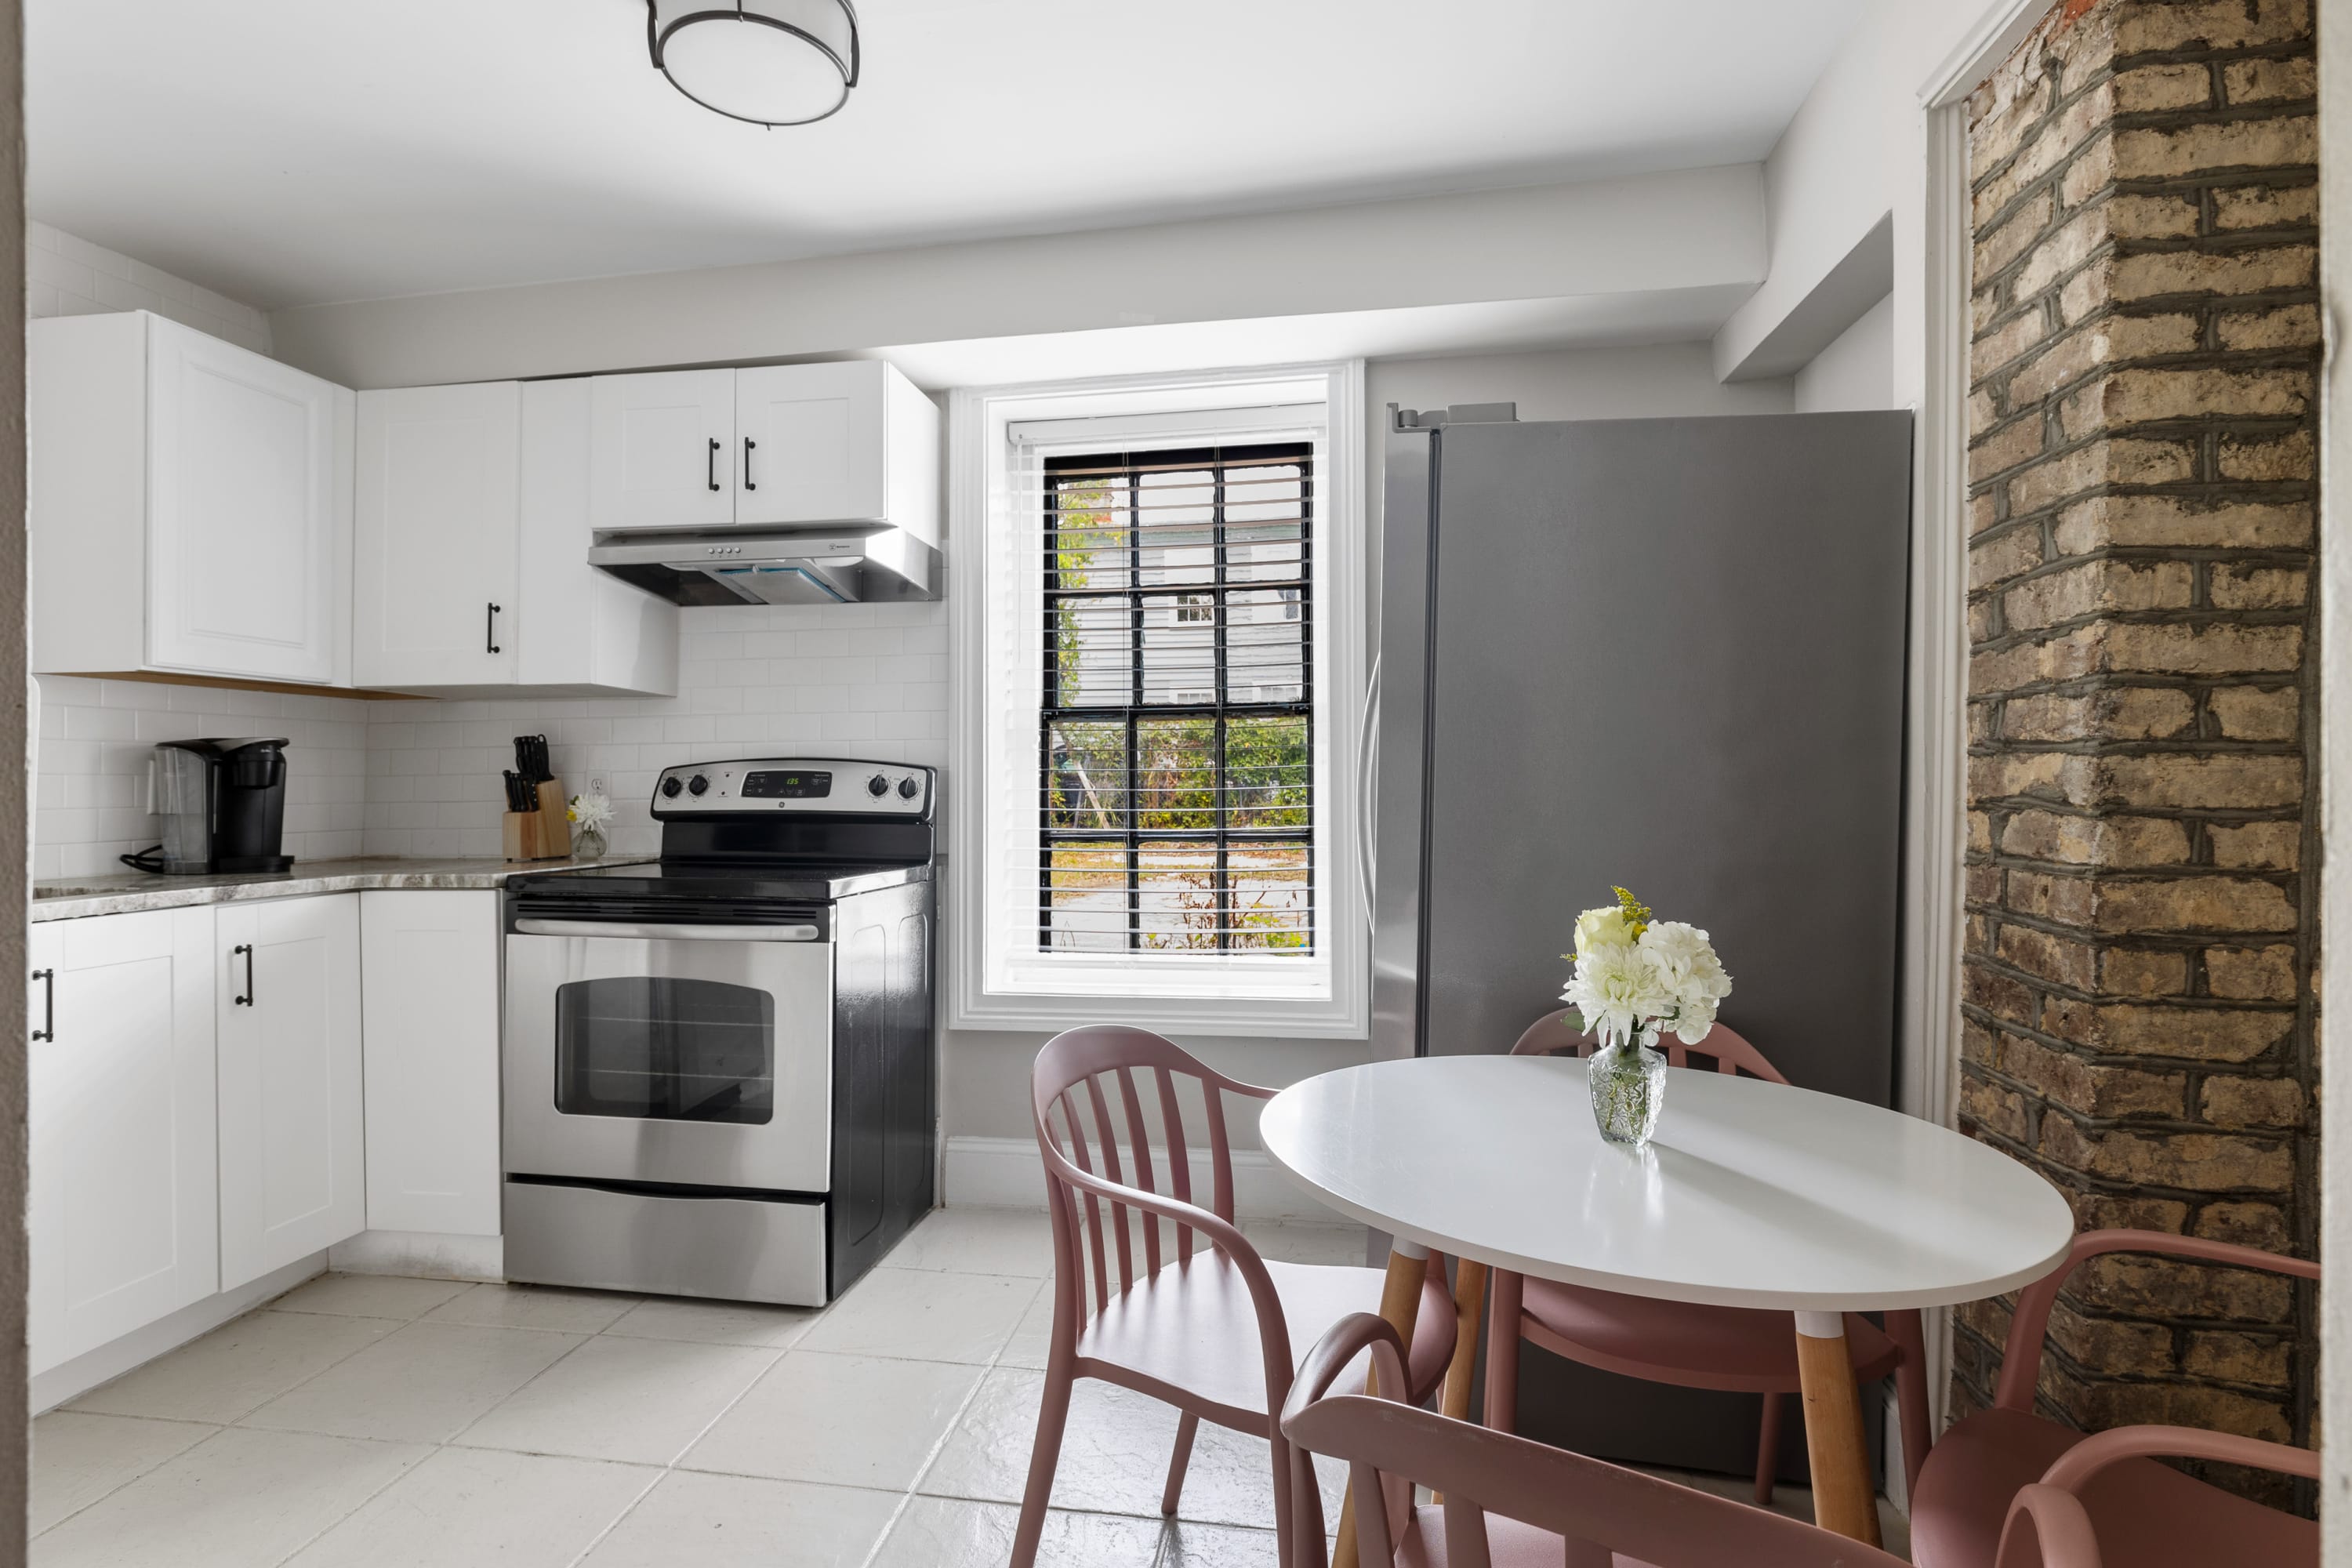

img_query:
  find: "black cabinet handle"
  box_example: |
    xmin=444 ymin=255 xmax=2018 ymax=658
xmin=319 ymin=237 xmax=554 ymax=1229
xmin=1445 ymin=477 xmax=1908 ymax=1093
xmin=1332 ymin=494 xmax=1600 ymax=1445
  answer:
xmin=707 ymin=437 xmax=721 ymax=492
xmin=233 ymin=945 xmax=254 ymax=1007
xmin=743 ymin=437 xmax=757 ymax=491
xmin=486 ymin=602 xmax=502 ymax=655
xmin=31 ymin=968 xmax=53 ymax=1042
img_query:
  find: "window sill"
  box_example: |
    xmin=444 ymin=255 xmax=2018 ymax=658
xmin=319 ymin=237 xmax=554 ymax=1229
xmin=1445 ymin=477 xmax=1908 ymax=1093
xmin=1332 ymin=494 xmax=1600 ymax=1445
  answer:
xmin=949 ymin=976 xmax=1368 ymax=1039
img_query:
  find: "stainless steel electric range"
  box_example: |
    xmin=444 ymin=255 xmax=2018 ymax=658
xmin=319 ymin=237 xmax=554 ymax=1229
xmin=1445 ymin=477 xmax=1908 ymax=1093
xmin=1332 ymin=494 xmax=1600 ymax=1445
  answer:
xmin=500 ymin=757 xmax=935 ymax=1308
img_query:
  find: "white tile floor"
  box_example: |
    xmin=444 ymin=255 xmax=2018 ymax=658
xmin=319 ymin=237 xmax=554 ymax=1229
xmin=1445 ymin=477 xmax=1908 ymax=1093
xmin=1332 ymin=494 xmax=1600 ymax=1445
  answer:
xmin=29 ymin=1209 xmax=1909 ymax=1566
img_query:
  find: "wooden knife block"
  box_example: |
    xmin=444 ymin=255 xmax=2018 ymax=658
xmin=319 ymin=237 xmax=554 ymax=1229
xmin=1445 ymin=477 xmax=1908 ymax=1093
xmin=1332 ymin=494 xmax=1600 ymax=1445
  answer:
xmin=503 ymin=779 xmax=573 ymax=862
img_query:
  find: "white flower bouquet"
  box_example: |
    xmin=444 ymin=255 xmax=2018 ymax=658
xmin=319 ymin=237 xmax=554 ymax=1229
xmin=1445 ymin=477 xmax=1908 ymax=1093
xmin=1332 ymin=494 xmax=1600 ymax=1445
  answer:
xmin=1562 ymin=886 xmax=1733 ymax=1145
xmin=566 ymin=793 xmax=614 ymax=833
xmin=567 ymin=792 xmax=615 ymax=858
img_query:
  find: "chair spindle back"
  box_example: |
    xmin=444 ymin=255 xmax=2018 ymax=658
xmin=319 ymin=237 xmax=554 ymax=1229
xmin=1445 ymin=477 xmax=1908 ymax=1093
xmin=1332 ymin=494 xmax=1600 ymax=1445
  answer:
xmin=1032 ymin=1025 xmax=1274 ymax=1321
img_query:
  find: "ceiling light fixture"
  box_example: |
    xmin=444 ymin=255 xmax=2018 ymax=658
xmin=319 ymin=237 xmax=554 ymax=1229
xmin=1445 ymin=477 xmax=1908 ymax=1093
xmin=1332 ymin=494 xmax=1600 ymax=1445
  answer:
xmin=645 ymin=1 xmax=861 ymax=128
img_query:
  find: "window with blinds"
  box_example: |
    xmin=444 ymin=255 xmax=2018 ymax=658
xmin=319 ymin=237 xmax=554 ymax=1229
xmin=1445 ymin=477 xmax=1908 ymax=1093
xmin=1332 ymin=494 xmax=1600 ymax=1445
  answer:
xmin=1039 ymin=442 xmax=1314 ymax=955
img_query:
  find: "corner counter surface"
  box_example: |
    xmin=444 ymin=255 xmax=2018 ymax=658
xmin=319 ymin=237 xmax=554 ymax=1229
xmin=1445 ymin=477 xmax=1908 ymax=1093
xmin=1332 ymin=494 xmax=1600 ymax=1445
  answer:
xmin=32 ymin=855 xmax=644 ymax=921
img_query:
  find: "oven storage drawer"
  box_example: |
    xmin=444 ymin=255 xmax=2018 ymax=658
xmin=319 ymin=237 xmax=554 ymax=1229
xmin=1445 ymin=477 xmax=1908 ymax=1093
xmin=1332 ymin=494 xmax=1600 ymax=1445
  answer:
xmin=503 ymin=1179 xmax=829 ymax=1306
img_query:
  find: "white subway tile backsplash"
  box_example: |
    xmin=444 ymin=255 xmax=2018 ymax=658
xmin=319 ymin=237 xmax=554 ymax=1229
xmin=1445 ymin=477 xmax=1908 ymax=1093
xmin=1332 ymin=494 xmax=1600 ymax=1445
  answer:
xmin=26 ymin=220 xmax=273 ymax=356
xmin=32 ymin=676 xmax=377 ymax=873
xmin=358 ymin=602 xmax=950 ymax=860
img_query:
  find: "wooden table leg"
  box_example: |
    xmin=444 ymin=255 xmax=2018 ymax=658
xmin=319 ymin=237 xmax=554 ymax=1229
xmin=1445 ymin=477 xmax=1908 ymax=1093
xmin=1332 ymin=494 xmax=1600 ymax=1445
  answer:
xmin=1333 ymin=1240 xmax=1430 ymax=1568
xmin=1439 ymin=1258 xmax=1488 ymax=1424
xmin=1425 ymin=1258 xmax=1488 ymax=1507
xmin=1792 ymin=1311 xmax=1882 ymax=1548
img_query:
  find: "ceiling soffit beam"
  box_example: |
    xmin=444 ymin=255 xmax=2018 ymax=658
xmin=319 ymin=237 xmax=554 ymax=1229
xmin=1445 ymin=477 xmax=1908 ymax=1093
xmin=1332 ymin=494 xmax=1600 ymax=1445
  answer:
xmin=267 ymin=165 xmax=1769 ymax=390
xmin=1711 ymin=210 xmax=1893 ymax=383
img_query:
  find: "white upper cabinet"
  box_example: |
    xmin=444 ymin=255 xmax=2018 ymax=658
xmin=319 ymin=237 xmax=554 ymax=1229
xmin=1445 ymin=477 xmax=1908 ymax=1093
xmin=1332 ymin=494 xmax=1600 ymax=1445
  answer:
xmin=354 ymin=382 xmax=521 ymax=686
xmin=735 ymin=361 xmax=884 ymax=526
xmin=28 ymin=908 xmax=219 ymax=1375
xmin=32 ymin=311 xmax=353 ymax=685
xmin=216 ymin=895 xmax=365 ymax=1292
xmin=589 ymin=368 xmax=737 ymax=532
xmin=356 ymin=379 xmax=677 ymax=696
xmin=590 ymin=361 xmax=938 ymax=541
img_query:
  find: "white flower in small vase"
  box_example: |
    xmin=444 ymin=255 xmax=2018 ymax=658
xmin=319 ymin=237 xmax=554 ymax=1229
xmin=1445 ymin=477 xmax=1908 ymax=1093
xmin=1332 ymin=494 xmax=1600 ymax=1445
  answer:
xmin=1560 ymin=886 xmax=1734 ymax=1147
xmin=567 ymin=793 xmax=615 ymax=859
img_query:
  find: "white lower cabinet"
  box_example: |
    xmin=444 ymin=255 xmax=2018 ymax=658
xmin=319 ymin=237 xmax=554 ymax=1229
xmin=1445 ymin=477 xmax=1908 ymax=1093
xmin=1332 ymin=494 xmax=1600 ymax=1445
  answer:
xmin=28 ymin=908 xmax=220 ymax=1375
xmin=216 ymin=894 xmax=367 ymax=1291
xmin=31 ymin=888 xmax=493 ymax=1381
xmin=359 ymin=890 xmax=503 ymax=1236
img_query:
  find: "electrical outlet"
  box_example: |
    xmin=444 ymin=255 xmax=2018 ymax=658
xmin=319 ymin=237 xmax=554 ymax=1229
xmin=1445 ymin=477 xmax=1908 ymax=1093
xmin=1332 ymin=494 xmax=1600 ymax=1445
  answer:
xmin=586 ymin=776 xmax=606 ymax=800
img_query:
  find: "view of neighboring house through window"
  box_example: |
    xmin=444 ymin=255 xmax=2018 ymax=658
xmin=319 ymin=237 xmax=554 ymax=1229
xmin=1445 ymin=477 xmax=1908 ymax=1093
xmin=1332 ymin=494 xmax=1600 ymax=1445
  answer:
xmin=1040 ymin=443 xmax=1313 ymax=954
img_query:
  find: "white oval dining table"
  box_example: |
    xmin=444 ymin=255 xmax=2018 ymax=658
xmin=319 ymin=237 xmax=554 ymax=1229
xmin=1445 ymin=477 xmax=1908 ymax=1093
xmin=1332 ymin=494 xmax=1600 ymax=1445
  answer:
xmin=1260 ymin=1054 xmax=2075 ymax=1555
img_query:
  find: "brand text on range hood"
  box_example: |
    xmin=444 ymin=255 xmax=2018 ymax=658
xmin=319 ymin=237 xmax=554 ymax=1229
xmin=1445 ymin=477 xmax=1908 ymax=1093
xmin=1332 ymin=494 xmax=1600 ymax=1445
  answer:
xmin=590 ymin=524 xmax=942 ymax=607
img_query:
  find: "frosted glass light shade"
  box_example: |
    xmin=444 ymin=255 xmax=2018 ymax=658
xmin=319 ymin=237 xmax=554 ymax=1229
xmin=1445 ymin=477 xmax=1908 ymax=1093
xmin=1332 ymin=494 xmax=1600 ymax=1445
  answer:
xmin=647 ymin=0 xmax=860 ymax=127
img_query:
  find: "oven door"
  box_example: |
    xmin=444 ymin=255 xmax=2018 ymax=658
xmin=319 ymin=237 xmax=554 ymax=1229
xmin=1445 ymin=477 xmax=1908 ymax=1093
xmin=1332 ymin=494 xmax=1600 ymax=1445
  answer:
xmin=504 ymin=920 xmax=833 ymax=1194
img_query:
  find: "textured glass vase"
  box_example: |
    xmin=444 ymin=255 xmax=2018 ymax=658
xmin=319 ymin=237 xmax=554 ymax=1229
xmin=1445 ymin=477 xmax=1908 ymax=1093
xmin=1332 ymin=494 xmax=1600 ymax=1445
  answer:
xmin=573 ymin=826 xmax=608 ymax=861
xmin=1588 ymin=1025 xmax=1667 ymax=1146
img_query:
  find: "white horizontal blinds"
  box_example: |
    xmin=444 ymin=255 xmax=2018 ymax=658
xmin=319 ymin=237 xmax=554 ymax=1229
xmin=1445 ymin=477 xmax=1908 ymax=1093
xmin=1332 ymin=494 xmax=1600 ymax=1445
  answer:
xmin=1040 ymin=441 xmax=1314 ymax=956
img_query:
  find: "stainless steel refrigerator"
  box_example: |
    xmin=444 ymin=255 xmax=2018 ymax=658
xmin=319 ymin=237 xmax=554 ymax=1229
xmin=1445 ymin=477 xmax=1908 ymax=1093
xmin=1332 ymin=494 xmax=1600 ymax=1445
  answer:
xmin=1370 ymin=403 xmax=1915 ymax=1481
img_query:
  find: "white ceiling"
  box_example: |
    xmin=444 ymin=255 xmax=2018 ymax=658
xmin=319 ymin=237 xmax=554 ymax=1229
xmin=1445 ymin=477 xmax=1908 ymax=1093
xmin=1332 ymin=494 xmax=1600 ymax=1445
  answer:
xmin=28 ymin=0 xmax=1861 ymax=313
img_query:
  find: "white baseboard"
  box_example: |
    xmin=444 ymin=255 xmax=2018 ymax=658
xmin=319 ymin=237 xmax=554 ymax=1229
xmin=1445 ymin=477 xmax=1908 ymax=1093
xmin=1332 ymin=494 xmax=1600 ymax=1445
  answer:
xmin=31 ymin=1252 xmax=327 ymax=1415
xmin=328 ymin=1229 xmax=504 ymax=1281
xmin=943 ymin=1134 xmax=1345 ymax=1223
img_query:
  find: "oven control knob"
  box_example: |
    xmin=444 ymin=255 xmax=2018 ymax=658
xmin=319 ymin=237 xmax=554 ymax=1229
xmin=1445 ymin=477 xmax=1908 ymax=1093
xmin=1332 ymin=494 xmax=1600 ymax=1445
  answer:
xmin=897 ymin=777 xmax=920 ymax=800
xmin=660 ymin=776 xmax=684 ymax=799
xmin=867 ymin=774 xmax=890 ymax=797
xmin=688 ymin=774 xmax=710 ymax=797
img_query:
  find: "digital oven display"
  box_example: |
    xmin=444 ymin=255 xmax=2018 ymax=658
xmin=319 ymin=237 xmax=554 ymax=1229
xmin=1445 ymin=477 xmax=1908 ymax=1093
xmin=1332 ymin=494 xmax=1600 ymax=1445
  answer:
xmin=742 ymin=770 xmax=833 ymax=800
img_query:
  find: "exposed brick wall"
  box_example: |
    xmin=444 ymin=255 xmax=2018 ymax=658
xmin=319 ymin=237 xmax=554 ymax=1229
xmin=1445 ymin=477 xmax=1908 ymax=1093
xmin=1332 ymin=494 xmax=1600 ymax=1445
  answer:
xmin=1957 ymin=0 xmax=2317 ymax=1498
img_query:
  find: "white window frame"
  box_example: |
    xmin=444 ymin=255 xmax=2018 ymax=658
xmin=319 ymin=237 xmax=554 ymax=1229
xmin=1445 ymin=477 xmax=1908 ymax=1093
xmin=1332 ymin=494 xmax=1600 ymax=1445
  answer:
xmin=948 ymin=361 xmax=1369 ymax=1036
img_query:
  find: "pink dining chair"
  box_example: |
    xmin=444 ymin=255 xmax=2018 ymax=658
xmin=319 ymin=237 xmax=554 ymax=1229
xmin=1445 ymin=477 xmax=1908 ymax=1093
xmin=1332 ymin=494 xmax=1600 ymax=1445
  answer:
xmin=1485 ymin=1007 xmax=1933 ymax=1505
xmin=1281 ymin=1312 xmax=1918 ymax=1568
xmin=1016 ymin=1025 xmax=1460 ymax=1568
xmin=1910 ymin=1228 xmax=2318 ymax=1568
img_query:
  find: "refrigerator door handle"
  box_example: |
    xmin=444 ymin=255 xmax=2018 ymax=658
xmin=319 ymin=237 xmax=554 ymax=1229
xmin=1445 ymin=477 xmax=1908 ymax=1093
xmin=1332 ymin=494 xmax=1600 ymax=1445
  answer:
xmin=1358 ymin=655 xmax=1381 ymax=928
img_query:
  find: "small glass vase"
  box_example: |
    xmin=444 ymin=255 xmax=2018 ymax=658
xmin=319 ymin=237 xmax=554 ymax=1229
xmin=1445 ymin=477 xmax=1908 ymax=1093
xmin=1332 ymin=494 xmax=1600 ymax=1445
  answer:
xmin=572 ymin=826 xmax=607 ymax=861
xmin=1588 ymin=1023 xmax=1667 ymax=1146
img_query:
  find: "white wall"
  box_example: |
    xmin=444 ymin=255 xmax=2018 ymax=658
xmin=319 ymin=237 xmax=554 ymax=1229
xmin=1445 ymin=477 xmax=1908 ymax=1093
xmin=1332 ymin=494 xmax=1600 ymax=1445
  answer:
xmin=1713 ymin=0 xmax=2045 ymax=397
xmin=1792 ymin=291 xmax=1895 ymax=412
xmin=263 ymin=167 xmax=1770 ymax=390
xmin=26 ymin=220 xmax=269 ymax=354
xmin=1367 ymin=340 xmax=1795 ymax=428
xmin=24 ymin=225 xmax=370 ymax=880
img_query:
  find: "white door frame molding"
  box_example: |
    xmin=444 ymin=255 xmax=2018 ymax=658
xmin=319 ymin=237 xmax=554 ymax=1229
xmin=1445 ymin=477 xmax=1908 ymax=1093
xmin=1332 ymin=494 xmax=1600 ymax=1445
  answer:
xmin=1903 ymin=0 xmax=2056 ymax=1447
xmin=2312 ymin=0 xmax=2349 ymax=1555
xmin=1905 ymin=0 xmax=2052 ymax=1132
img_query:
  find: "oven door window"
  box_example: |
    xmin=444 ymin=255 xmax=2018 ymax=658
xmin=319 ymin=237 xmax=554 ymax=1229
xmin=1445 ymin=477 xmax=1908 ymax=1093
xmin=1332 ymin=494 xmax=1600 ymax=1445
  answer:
xmin=554 ymin=978 xmax=776 ymax=1125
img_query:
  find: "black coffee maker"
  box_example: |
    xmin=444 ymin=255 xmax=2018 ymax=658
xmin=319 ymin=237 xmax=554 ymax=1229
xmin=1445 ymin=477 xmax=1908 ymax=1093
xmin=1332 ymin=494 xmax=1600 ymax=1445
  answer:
xmin=121 ymin=738 xmax=296 ymax=875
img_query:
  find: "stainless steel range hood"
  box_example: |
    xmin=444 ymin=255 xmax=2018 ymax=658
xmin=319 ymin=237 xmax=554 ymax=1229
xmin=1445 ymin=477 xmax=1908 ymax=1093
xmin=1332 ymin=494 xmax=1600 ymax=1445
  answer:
xmin=590 ymin=524 xmax=942 ymax=607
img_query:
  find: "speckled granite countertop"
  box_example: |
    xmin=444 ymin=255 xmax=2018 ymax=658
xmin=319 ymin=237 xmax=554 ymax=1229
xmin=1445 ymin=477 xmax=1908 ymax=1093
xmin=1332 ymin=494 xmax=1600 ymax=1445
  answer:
xmin=32 ymin=855 xmax=648 ymax=922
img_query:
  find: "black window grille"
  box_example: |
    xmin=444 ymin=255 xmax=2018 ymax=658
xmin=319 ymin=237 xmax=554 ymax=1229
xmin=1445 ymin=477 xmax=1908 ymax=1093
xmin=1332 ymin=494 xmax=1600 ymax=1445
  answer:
xmin=1038 ymin=441 xmax=1314 ymax=954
